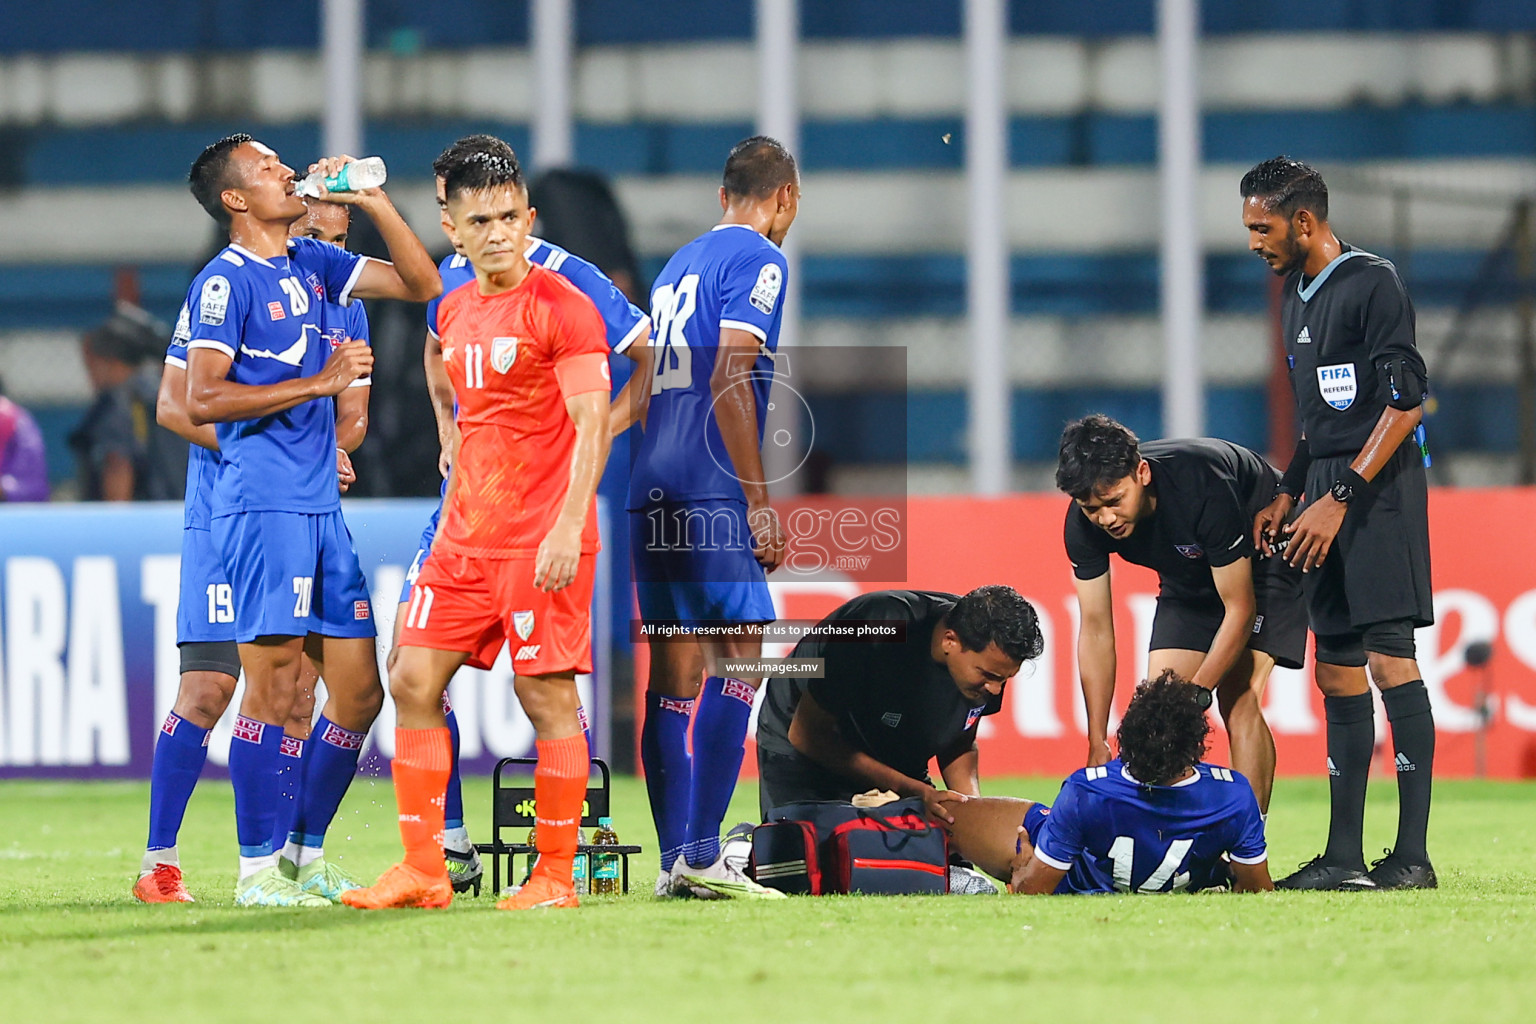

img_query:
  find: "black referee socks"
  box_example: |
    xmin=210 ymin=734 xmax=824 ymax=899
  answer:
xmin=1381 ymin=680 xmax=1435 ymax=862
xmin=1322 ymin=692 xmax=1375 ymax=869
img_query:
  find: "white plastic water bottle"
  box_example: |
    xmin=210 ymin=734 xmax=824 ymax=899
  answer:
xmin=295 ymin=156 xmax=387 ymax=198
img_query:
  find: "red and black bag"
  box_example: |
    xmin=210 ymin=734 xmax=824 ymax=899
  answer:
xmin=752 ymin=798 xmax=949 ymax=895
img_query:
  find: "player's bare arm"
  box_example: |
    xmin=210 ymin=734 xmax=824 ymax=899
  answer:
xmin=608 ymin=324 xmax=653 ymax=437
xmin=1190 ymin=558 xmax=1258 ymax=690
xmin=787 ymin=689 xmax=969 ymax=824
xmin=1284 ymin=403 xmax=1422 ymax=572
xmin=1009 ymin=853 xmax=1068 ymax=895
xmin=1074 ymin=571 xmax=1117 ymax=766
xmin=184 ymin=342 xmax=372 ymax=425
xmin=937 ymin=736 xmax=981 ymax=797
xmin=1230 ymin=859 xmax=1275 ymax=892
xmin=711 ymin=326 xmax=785 ymax=571
xmin=303 ymin=156 xmax=441 ymax=303
xmin=423 ymin=330 xmax=457 ymax=477
xmin=535 ymin=389 xmax=612 ymax=593
xmin=156 ymin=362 xmax=219 ymax=450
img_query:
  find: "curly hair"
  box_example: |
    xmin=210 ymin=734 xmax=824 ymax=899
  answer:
xmin=1115 ymin=669 xmax=1211 ymax=786
xmin=1055 ymin=414 xmax=1141 ymax=501
xmin=948 ymin=585 xmax=1045 ymax=664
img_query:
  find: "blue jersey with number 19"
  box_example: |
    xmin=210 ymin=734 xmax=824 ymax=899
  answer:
xmin=627 ymin=224 xmax=786 ymax=509
xmin=183 ymin=236 xmax=368 ymax=518
xmin=1029 ymin=758 xmax=1267 ymax=894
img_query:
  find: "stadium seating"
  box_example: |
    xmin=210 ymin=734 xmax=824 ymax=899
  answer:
xmin=2 ymin=2 xmax=1532 ymax=488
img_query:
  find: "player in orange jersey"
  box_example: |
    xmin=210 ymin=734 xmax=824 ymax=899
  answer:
xmin=343 ymin=150 xmax=612 ymax=911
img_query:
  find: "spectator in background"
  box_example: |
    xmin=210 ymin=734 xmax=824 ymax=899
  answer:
xmin=528 ymin=168 xmax=647 ymax=305
xmin=0 ymin=374 xmax=50 ymax=502
xmin=69 ymin=302 xmax=189 ymax=501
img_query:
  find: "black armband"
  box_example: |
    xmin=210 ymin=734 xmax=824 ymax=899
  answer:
xmin=1278 ymin=437 xmax=1311 ymax=498
xmin=1379 ymin=357 xmax=1426 ymax=411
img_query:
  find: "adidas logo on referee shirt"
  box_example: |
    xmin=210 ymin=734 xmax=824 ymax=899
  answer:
xmin=1296 ymin=327 xmax=1312 ymax=344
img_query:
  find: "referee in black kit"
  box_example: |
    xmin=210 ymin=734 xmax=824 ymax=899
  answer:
xmin=1241 ymin=156 xmax=1436 ymax=890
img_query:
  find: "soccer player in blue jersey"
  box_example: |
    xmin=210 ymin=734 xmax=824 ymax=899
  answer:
xmin=181 ymin=135 xmax=439 ymax=906
xmin=382 ymin=135 xmax=651 ymax=895
xmin=945 ymin=671 xmax=1274 ymax=894
xmin=629 ymin=137 xmax=799 ymax=899
xmin=135 ymin=198 xmax=373 ymax=903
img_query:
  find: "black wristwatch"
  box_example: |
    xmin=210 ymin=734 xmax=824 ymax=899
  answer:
xmin=1330 ymin=468 xmax=1368 ymax=505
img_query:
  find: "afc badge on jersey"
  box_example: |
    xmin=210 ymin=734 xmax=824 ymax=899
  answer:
xmin=1174 ymin=544 xmax=1204 ymax=559
xmin=1317 ymin=362 xmax=1357 ymax=410
xmin=749 ymin=262 xmax=782 ymax=314
xmin=491 ymin=336 xmax=520 ymax=374
xmin=513 ymin=609 xmax=535 ymax=641
xmin=200 ymin=275 xmax=231 ymax=325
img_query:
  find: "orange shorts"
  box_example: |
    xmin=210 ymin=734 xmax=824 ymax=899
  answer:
xmin=398 ymin=550 xmax=595 ymax=675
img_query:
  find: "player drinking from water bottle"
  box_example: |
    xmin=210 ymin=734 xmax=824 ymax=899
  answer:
xmin=136 ymin=198 xmax=370 ymax=903
xmin=182 ymin=136 xmax=439 ymax=906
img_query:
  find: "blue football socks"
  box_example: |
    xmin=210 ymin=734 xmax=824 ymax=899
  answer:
xmin=146 ymin=712 xmax=210 ymax=851
xmin=444 ymin=705 xmax=464 ymax=832
xmin=288 ymin=717 xmax=365 ymax=851
xmin=642 ymin=692 xmax=695 ymax=871
xmin=682 ymin=677 xmax=755 ymax=869
xmin=229 ymin=715 xmax=283 ymax=862
xmin=271 ymin=734 xmax=306 ymax=851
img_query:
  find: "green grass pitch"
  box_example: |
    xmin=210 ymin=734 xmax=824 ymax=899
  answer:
xmin=3 ymin=774 xmax=1534 ymax=1024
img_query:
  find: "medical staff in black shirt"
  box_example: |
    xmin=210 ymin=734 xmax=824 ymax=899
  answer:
xmin=1057 ymin=416 xmax=1305 ymax=814
xmin=754 ymin=587 xmax=1044 ymax=822
xmin=1241 ymin=156 xmax=1436 ymax=891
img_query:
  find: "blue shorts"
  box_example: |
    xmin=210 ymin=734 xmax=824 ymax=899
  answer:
xmin=397 ymin=501 xmax=442 ymax=605
xmin=212 ymin=509 xmax=376 ymax=642
xmin=1019 ymin=802 xmax=1095 ymax=895
xmin=629 ymin=500 xmax=775 ymax=627
xmin=1021 ymin=802 xmax=1051 ymax=853
xmin=177 ymin=525 xmax=237 ymax=646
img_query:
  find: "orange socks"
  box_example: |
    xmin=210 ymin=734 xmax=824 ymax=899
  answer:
xmin=532 ymin=733 xmax=590 ymax=885
xmin=393 ymin=727 xmax=452 ymax=876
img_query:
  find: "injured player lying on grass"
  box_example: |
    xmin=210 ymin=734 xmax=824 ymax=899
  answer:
xmin=945 ymin=670 xmax=1275 ymax=894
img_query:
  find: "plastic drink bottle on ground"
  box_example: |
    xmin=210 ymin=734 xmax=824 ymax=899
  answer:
xmin=572 ymin=829 xmax=590 ymax=894
xmin=295 ymin=157 xmax=387 ymax=198
xmin=591 ymin=817 xmax=621 ymax=895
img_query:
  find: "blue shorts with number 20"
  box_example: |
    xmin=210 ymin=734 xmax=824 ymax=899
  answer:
xmin=212 ymin=509 xmax=375 ymax=642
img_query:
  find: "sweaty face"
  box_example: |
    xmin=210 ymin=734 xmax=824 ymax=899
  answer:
xmin=229 ymin=141 xmax=306 ymax=224
xmin=446 ymin=184 xmax=534 ymax=277
xmin=1242 ymin=196 xmax=1305 ymax=276
xmin=942 ymin=638 xmax=1022 ymax=704
xmin=289 ymin=202 xmax=350 ymax=248
xmin=435 ymin=175 xmax=465 ymax=255
xmin=1075 ymin=464 xmax=1152 ymax=540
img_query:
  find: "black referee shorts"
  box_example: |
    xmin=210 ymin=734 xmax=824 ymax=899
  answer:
xmin=1303 ymin=443 xmax=1434 ymax=649
xmin=1148 ymin=555 xmax=1308 ymax=671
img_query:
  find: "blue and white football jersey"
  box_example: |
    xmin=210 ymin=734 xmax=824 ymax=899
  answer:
xmin=627 ymin=223 xmax=787 ymax=508
xmin=1030 ymin=758 xmax=1267 ymax=894
xmin=165 ymin=308 xmax=219 ymax=531
xmin=182 ymin=236 xmax=368 ymax=518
